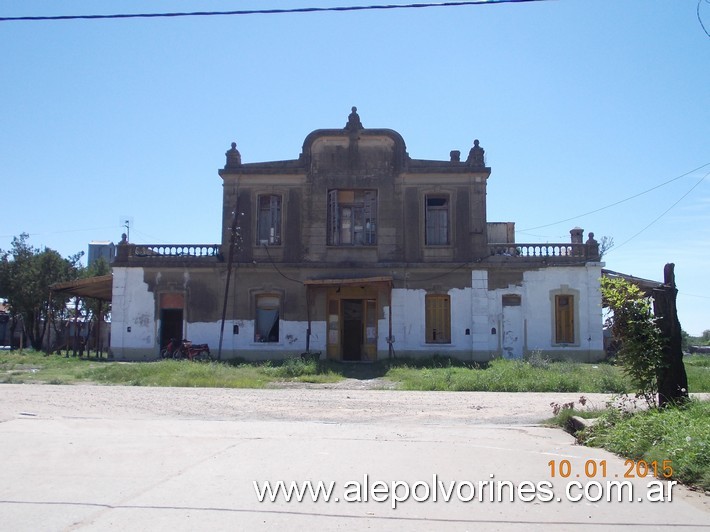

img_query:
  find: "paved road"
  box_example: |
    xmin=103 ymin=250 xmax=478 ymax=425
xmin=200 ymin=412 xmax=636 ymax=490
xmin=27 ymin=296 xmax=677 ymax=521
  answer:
xmin=0 ymin=384 xmax=708 ymax=531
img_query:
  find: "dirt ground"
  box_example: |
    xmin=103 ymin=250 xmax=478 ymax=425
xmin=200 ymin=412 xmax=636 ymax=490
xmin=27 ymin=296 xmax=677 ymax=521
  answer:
xmin=0 ymin=382 xmax=620 ymax=426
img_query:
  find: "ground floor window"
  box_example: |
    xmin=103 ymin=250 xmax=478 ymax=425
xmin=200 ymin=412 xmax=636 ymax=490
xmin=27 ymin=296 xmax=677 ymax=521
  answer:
xmin=255 ymin=294 xmax=280 ymax=342
xmin=425 ymin=294 xmax=451 ymax=344
xmin=554 ymin=294 xmax=575 ymax=344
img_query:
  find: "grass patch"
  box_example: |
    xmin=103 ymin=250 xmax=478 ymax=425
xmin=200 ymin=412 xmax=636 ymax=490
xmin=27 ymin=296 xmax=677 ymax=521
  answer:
xmin=0 ymin=349 xmax=96 ymax=384
xmin=2 ymin=351 xmax=709 ymax=394
xmin=0 ymin=350 xmax=341 ymax=388
xmin=385 ymin=358 xmax=630 ymax=393
xmin=685 ymin=355 xmax=710 ymax=392
xmin=576 ymin=399 xmax=710 ymax=491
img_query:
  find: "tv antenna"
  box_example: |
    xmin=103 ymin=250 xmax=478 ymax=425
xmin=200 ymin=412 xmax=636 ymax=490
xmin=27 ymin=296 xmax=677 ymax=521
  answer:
xmin=120 ymin=216 xmax=133 ymax=242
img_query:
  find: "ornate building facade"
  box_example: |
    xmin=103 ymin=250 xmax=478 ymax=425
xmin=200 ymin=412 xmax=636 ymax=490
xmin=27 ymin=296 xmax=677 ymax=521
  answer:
xmin=111 ymin=109 xmax=604 ymax=362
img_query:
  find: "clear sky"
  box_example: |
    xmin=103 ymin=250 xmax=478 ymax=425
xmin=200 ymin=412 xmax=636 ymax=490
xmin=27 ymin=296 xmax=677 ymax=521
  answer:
xmin=1 ymin=0 xmax=709 ymax=334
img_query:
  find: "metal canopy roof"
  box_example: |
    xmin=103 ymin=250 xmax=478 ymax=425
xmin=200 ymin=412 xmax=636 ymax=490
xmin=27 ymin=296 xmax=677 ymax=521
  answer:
xmin=602 ymin=269 xmax=664 ymax=293
xmin=50 ymin=274 xmax=113 ymax=301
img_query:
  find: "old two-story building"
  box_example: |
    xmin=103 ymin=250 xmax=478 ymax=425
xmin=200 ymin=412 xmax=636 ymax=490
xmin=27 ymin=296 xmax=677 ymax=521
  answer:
xmin=110 ymin=108 xmax=605 ymax=362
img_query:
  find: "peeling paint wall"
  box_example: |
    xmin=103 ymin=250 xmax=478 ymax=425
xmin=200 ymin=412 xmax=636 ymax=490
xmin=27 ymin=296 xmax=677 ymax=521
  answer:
xmin=110 ymin=264 xmax=603 ymax=362
xmin=110 ymin=267 xmax=156 ymax=360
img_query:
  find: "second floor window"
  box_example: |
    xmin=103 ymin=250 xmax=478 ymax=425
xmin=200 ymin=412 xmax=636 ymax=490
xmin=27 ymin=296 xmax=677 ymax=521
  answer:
xmin=327 ymin=189 xmax=377 ymax=246
xmin=425 ymin=195 xmax=449 ymax=245
xmin=257 ymin=195 xmax=282 ymax=245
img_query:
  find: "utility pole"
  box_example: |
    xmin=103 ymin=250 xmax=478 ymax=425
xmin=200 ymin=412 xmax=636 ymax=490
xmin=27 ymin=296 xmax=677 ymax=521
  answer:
xmin=218 ymin=196 xmax=240 ymax=361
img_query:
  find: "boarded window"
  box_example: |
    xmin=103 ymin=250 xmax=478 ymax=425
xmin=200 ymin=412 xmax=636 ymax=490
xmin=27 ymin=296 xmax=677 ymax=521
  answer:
xmin=425 ymin=195 xmax=449 ymax=245
xmin=425 ymin=294 xmax=451 ymax=344
xmin=160 ymin=293 xmax=184 ymax=309
xmin=255 ymin=295 xmax=280 ymax=342
xmin=257 ymin=195 xmax=282 ymax=245
xmin=555 ymin=294 xmax=574 ymax=344
xmin=327 ymin=189 xmax=377 ymax=246
xmin=502 ymin=294 xmax=521 ymax=307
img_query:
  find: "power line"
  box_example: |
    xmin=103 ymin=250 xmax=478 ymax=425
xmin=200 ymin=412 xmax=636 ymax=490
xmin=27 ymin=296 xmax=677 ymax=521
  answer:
xmin=699 ymin=0 xmax=710 ymax=38
xmin=519 ymin=162 xmax=710 ymax=232
xmin=680 ymin=291 xmax=710 ymax=300
xmin=610 ymin=169 xmax=710 ymax=253
xmin=0 ymin=0 xmax=552 ymax=23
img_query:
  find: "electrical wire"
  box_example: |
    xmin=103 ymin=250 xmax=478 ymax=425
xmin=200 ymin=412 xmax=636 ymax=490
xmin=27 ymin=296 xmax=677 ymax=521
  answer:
xmin=519 ymin=162 xmax=710 ymax=232
xmin=609 ymin=169 xmax=710 ymax=253
xmin=699 ymin=0 xmax=710 ymax=38
xmin=0 ymin=0 xmax=553 ymax=23
xmin=261 ymin=244 xmax=303 ymax=285
xmin=680 ymin=291 xmax=710 ymax=300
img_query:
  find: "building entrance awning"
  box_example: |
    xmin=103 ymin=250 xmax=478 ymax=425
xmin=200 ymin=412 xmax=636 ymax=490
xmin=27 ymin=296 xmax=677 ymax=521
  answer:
xmin=303 ymin=276 xmax=393 ymax=287
xmin=50 ymin=274 xmax=113 ymax=301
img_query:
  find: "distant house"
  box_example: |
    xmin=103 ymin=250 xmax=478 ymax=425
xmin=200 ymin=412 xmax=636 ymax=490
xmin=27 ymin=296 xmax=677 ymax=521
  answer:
xmin=88 ymin=241 xmax=115 ymax=267
xmin=110 ymin=108 xmax=604 ymax=362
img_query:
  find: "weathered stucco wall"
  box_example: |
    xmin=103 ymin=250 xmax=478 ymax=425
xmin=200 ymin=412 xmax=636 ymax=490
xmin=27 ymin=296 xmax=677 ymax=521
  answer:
xmin=110 ymin=267 xmax=156 ymax=360
xmin=110 ymin=263 xmax=604 ymax=362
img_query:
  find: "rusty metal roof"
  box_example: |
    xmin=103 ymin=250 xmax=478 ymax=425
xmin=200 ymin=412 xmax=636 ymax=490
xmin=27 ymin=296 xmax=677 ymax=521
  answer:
xmin=51 ymin=274 xmax=113 ymax=301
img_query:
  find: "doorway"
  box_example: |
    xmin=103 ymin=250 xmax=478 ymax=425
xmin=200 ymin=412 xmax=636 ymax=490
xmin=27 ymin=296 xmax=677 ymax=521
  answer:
xmin=160 ymin=308 xmax=183 ymax=349
xmin=324 ymin=284 xmax=380 ymax=361
xmin=502 ymin=294 xmax=523 ymax=359
xmin=342 ymin=299 xmax=364 ymax=361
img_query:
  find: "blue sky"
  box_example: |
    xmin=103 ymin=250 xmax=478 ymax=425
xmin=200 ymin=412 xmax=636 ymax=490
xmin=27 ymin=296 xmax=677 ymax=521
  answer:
xmin=1 ymin=0 xmax=709 ymax=334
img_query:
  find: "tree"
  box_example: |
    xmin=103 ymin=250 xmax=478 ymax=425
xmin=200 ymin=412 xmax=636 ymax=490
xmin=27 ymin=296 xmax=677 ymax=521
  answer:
xmin=601 ymin=276 xmax=664 ymax=407
xmin=601 ymin=265 xmax=689 ymax=408
xmin=0 ymin=234 xmax=82 ymax=350
xmin=652 ymin=264 xmax=689 ymax=406
xmin=598 ymin=236 xmax=614 ymax=260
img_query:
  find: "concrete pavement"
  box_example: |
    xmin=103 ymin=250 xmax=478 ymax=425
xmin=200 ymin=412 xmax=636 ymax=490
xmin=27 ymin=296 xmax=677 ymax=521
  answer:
xmin=0 ymin=385 xmax=708 ymax=530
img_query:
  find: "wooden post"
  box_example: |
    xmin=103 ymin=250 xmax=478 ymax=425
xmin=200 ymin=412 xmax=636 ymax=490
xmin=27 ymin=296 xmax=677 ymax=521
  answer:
xmin=96 ymin=300 xmax=103 ymax=358
xmin=653 ymin=263 xmax=689 ymax=407
xmin=72 ymin=297 xmax=80 ymax=357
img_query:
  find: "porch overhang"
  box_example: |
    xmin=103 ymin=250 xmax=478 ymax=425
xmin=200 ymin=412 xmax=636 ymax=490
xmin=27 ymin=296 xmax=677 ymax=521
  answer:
xmin=602 ymin=269 xmax=664 ymax=296
xmin=303 ymin=276 xmax=393 ymax=287
xmin=50 ymin=274 xmax=113 ymax=301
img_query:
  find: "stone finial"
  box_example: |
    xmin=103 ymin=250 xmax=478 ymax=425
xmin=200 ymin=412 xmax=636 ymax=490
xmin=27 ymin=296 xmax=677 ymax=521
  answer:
xmin=466 ymin=139 xmax=485 ymax=167
xmin=116 ymin=233 xmax=129 ymax=262
xmin=450 ymin=150 xmax=461 ymax=163
xmin=225 ymin=142 xmax=241 ymax=168
xmin=570 ymin=227 xmax=584 ymax=244
xmin=586 ymin=231 xmax=599 ymax=259
xmin=345 ymin=106 xmax=363 ymax=131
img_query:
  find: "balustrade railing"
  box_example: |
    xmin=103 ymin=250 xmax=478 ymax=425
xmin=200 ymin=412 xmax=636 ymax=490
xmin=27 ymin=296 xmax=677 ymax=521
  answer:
xmin=489 ymin=243 xmax=592 ymax=260
xmin=120 ymin=244 xmax=222 ymax=261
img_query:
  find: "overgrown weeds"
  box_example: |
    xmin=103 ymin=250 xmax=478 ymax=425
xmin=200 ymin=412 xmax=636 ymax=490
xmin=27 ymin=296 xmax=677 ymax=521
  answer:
xmin=0 ymin=351 xmax=340 ymax=388
xmin=385 ymin=358 xmax=629 ymax=393
xmin=572 ymin=397 xmax=710 ymax=491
